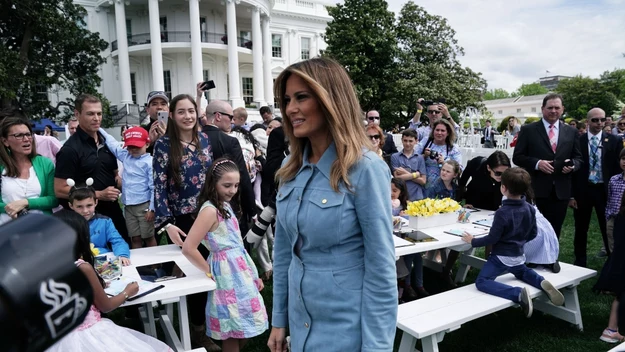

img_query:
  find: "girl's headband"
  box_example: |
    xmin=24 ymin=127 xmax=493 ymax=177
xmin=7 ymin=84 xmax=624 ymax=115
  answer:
xmin=213 ymin=159 xmax=236 ymax=169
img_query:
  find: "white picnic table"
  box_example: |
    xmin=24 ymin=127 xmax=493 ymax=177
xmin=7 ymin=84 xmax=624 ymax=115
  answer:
xmin=121 ymin=245 xmax=216 ymax=352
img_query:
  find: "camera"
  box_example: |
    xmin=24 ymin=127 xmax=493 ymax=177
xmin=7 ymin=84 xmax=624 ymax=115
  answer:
xmin=419 ymin=98 xmax=447 ymax=107
xmin=429 ymin=151 xmax=440 ymax=160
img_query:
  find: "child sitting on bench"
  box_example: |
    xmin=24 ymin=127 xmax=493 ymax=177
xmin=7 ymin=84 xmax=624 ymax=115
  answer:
xmin=462 ymin=167 xmax=564 ymax=318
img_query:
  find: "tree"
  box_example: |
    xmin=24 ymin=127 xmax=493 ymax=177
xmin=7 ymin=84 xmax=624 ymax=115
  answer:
xmin=483 ymin=88 xmax=514 ymax=100
xmin=389 ymin=2 xmax=487 ymax=129
xmin=515 ymin=83 xmax=548 ymax=96
xmin=323 ymin=0 xmax=397 ymax=123
xmin=556 ymin=75 xmax=619 ymax=119
xmin=600 ymin=68 xmax=625 ymax=102
xmin=0 ymin=0 xmax=110 ymax=122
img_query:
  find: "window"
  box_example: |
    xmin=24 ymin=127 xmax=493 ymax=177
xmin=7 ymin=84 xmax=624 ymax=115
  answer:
xmin=516 ymin=108 xmax=522 ymax=113
xmin=497 ymin=110 xmax=503 ymax=115
xmin=301 ymin=37 xmax=310 ymax=60
xmin=272 ymin=34 xmax=282 ymax=58
xmin=240 ymin=30 xmax=251 ymax=47
xmin=242 ymin=77 xmax=253 ymax=105
xmin=203 ymin=69 xmax=210 ymax=100
xmin=200 ymin=17 xmax=207 ymax=42
xmin=163 ymin=70 xmax=172 ymax=99
xmin=34 ymin=84 xmax=48 ymax=103
xmin=130 ymin=73 xmax=137 ymax=104
xmin=126 ymin=19 xmax=132 ymax=39
xmin=531 ymin=107 xmax=537 ymax=113
xmin=160 ymin=17 xmax=168 ymax=42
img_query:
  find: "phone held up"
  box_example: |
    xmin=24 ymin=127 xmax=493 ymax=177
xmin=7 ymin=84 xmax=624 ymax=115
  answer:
xmin=201 ymin=80 xmax=216 ymax=91
xmin=157 ymin=111 xmax=169 ymax=127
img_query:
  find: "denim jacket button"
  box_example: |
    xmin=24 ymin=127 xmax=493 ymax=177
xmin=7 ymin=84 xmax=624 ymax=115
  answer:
xmin=304 ymin=322 xmax=309 ymax=328
xmin=321 ymin=199 xmax=327 ymax=204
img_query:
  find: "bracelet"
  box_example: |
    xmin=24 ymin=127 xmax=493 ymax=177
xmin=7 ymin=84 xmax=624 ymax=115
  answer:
xmin=206 ymin=272 xmax=213 ymax=279
xmin=412 ymin=172 xmax=418 ymax=179
xmin=157 ymin=223 xmax=172 ymax=235
xmin=122 ymin=291 xmax=129 ymax=301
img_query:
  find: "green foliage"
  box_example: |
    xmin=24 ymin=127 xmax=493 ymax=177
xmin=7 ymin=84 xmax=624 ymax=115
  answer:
xmin=0 ymin=0 xmax=111 ymax=124
xmin=324 ymin=0 xmax=486 ymax=130
xmin=323 ymin=0 xmax=397 ymax=125
xmin=555 ymin=75 xmax=619 ymax=119
xmin=599 ymin=68 xmax=625 ymax=102
xmin=483 ymin=88 xmax=515 ymax=100
xmin=524 ymin=117 xmax=540 ymax=125
xmin=515 ymin=83 xmax=549 ymax=96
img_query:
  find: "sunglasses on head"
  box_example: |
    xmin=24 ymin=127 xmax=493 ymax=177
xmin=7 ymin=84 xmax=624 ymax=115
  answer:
xmin=427 ymin=110 xmax=441 ymax=114
xmin=368 ymin=134 xmax=381 ymax=140
xmin=367 ymin=116 xmax=380 ymax=121
xmin=590 ymin=117 xmax=607 ymax=123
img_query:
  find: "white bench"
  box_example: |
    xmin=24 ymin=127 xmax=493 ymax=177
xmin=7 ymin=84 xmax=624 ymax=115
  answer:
xmin=397 ymin=263 xmax=596 ymax=352
xmin=608 ymin=341 xmax=625 ymax=352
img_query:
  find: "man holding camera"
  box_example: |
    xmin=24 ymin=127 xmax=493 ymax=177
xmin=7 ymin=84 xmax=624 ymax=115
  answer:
xmin=142 ymin=91 xmax=169 ymax=155
xmin=416 ymin=99 xmax=459 ymax=142
xmin=513 ymin=93 xmax=583 ymax=239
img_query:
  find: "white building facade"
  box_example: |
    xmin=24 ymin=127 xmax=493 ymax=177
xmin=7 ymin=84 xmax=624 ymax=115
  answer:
xmin=59 ymin=0 xmax=330 ymax=124
xmin=484 ymin=94 xmax=548 ymax=122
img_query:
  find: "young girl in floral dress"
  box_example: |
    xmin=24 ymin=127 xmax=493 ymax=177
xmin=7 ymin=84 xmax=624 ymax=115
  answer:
xmin=182 ymin=158 xmax=268 ymax=352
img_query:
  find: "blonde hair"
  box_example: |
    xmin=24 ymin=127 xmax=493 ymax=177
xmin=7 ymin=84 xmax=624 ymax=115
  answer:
xmin=365 ymin=123 xmax=385 ymax=150
xmin=274 ymin=57 xmax=367 ymax=192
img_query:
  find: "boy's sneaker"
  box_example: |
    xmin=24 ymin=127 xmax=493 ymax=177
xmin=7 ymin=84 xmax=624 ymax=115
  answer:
xmin=519 ymin=287 xmax=533 ymax=318
xmin=540 ymin=280 xmax=565 ymax=306
xmin=600 ymin=329 xmax=625 ymax=343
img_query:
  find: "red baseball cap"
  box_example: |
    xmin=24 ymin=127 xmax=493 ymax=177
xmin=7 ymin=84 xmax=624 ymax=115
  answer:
xmin=123 ymin=127 xmax=150 ymax=148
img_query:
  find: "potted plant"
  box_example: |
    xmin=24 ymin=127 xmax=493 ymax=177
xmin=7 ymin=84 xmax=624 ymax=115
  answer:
xmin=405 ymin=198 xmax=461 ymax=229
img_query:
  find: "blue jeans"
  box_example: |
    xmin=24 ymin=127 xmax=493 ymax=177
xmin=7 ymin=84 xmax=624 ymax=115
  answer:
xmin=403 ymin=254 xmax=424 ymax=287
xmin=475 ymin=255 xmax=545 ymax=303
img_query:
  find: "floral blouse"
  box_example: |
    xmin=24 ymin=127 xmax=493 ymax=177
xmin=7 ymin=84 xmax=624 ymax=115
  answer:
xmin=153 ymin=133 xmax=213 ymax=226
xmin=415 ymin=139 xmax=462 ymax=189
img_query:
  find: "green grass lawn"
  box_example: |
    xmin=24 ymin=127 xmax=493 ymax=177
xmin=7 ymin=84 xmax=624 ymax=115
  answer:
xmin=112 ymin=209 xmax=615 ymax=352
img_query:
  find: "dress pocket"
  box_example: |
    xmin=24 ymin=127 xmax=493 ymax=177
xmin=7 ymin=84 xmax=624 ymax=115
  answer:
xmin=331 ymin=264 xmax=364 ymax=292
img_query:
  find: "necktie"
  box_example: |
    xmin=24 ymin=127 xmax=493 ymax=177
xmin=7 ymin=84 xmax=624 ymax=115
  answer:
xmin=548 ymin=124 xmax=557 ymax=153
xmin=590 ymin=136 xmax=602 ymax=183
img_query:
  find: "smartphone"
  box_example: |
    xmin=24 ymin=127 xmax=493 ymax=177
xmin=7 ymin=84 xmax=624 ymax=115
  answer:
xmin=157 ymin=111 xmax=169 ymax=126
xmin=564 ymin=159 xmax=574 ymax=167
xmin=201 ymin=80 xmax=216 ymax=91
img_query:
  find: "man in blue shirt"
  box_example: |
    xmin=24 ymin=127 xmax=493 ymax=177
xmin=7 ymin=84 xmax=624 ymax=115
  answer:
xmin=391 ymin=128 xmax=427 ymax=201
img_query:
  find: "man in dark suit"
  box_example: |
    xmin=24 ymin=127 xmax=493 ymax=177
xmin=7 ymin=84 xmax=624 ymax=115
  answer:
xmin=570 ymin=108 xmax=623 ymax=267
xmin=202 ymin=100 xmax=256 ymax=239
xmin=513 ymin=93 xmax=583 ymax=239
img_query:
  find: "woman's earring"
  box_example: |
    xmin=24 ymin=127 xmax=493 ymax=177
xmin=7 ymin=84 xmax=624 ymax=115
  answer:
xmin=6 ymin=147 xmax=11 ymax=155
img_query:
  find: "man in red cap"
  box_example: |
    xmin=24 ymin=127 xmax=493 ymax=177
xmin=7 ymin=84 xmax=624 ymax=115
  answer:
xmin=99 ymin=126 xmax=157 ymax=249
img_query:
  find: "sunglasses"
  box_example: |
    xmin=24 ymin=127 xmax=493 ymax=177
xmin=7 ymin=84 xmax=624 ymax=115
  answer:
xmin=368 ymin=134 xmax=381 ymax=140
xmin=427 ymin=110 xmax=441 ymax=114
xmin=367 ymin=116 xmax=380 ymax=121
xmin=9 ymin=132 xmax=33 ymax=140
xmin=218 ymin=111 xmax=234 ymax=120
xmin=618 ymin=122 xmax=625 ymax=126
xmin=492 ymin=171 xmax=504 ymax=177
xmin=590 ymin=118 xmax=607 ymax=123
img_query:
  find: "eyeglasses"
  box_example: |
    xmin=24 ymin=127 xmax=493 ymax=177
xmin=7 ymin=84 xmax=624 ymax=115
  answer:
xmin=218 ymin=111 xmax=234 ymax=120
xmin=427 ymin=110 xmax=441 ymax=115
xmin=590 ymin=118 xmax=607 ymax=123
xmin=618 ymin=122 xmax=625 ymax=126
xmin=368 ymin=134 xmax=381 ymax=140
xmin=8 ymin=132 xmax=33 ymax=140
xmin=367 ymin=116 xmax=380 ymax=121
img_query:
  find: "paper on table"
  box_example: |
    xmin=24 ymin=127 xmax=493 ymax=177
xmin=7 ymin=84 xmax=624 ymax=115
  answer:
xmin=105 ymin=276 xmax=164 ymax=300
xmin=473 ymin=218 xmax=494 ymax=227
xmin=393 ymin=235 xmax=414 ymax=248
xmin=444 ymin=227 xmax=489 ymax=237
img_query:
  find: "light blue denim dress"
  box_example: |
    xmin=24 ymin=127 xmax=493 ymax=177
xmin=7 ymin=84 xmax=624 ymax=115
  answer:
xmin=273 ymin=142 xmax=398 ymax=351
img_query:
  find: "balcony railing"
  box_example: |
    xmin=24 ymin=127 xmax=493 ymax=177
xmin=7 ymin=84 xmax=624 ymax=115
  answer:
xmin=111 ymin=31 xmax=251 ymax=51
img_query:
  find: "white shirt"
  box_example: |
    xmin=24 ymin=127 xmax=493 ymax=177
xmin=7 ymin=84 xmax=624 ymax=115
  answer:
xmin=535 ymin=119 xmax=560 ymax=170
xmin=0 ymin=167 xmax=43 ymax=224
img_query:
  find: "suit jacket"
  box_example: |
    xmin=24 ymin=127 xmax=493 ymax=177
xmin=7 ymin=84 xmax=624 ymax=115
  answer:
xmin=573 ymin=132 xmax=623 ymax=199
xmin=382 ymin=132 xmax=397 ymax=155
xmin=512 ymin=120 xmax=583 ymax=200
xmin=202 ymin=125 xmax=255 ymax=225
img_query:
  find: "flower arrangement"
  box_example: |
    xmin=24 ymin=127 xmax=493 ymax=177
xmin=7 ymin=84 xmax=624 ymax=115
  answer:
xmin=405 ymin=198 xmax=461 ymax=217
xmin=90 ymin=243 xmax=99 ymax=256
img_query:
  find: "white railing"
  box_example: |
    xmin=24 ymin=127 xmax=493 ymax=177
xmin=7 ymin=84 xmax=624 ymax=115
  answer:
xmin=295 ymin=0 xmax=314 ymax=8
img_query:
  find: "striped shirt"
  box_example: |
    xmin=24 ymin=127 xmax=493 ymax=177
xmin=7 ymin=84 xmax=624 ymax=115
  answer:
xmin=606 ymin=172 xmax=625 ymax=220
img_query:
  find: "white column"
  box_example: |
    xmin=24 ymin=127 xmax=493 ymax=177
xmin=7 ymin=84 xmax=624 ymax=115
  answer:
xmin=262 ymin=16 xmax=273 ymax=107
xmin=251 ymin=7 xmax=265 ymax=107
xmin=189 ymin=0 xmax=203 ymax=88
xmin=114 ymin=0 xmax=132 ymax=104
xmin=226 ymin=0 xmax=243 ymax=107
xmin=311 ymin=33 xmax=318 ymax=58
xmin=148 ymin=0 xmax=164 ymax=91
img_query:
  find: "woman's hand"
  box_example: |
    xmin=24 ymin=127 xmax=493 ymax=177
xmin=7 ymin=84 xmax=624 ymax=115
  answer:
xmin=167 ymin=224 xmax=187 ymax=246
xmin=5 ymin=199 xmax=28 ymax=218
xmin=120 ymin=257 xmax=131 ymax=266
xmin=196 ymin=81 xmax=205 ymax=97
xmin=124 ymin=281 xmax=140 ymax=297
xmin=437 ymin=154 xmax=445 ymax=164
xmin=256 ymin=278 xmax=265 ymax=292
xmin=268 ymin=327 xmax=288 ymax=352
xmin=423 ymin=148 xmax=431 ymax=158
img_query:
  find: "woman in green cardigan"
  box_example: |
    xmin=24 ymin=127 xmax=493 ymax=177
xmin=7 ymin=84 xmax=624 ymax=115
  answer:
xmin=1 ymin=117 xmax=58 ymax=224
